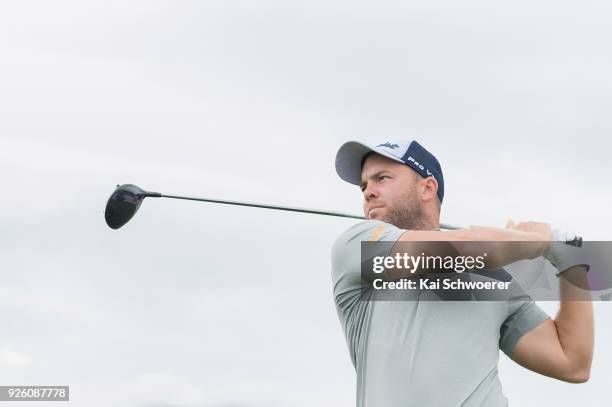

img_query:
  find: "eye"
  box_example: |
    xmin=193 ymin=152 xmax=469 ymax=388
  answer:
xmin=379 ymin=175 xmax=390 ymax=181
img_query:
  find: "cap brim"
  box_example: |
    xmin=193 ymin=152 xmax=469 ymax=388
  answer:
xmin=335 ymin=141 xmax=405 ymax=185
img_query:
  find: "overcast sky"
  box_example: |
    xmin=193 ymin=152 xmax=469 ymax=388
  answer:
xmin=1 ymin=1 xmax=611 ymax=406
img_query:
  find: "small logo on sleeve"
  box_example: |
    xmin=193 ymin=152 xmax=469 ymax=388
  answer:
xmin=369 ymin=225 xmax=386 ymax=241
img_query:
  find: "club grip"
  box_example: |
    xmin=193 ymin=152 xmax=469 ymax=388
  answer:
xmin=551 ymin=230 xmax=583 ymax=247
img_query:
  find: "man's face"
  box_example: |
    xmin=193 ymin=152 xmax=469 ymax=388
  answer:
xmin=360 ymin=153 xmax=422 ymax=229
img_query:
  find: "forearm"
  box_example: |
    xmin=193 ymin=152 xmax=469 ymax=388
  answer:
xmin=398 ymin=226 xmax=546 ymax=269
xmin=451 ymin=226 xmax=545 ymax=268
xmin=555 ymin=266 xmax=594 ymax=377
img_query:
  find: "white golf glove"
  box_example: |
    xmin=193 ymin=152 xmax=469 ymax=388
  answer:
xmin=543 ymin=231 xmax=589 ymax=276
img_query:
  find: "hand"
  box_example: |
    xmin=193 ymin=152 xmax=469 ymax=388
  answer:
xmin=506 ymin=220 xmax=552 ymax=258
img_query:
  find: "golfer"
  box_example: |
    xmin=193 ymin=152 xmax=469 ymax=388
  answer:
xmin=332 ymin=140 xmax=594 ymax=406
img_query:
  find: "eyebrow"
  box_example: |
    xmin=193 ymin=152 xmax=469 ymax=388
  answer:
xmin=360 ymin=170 xmax=391 ymax=189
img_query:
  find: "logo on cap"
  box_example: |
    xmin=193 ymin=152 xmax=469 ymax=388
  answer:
xmin=377 ymin=142 xmax=400 ymax=149
xmin=407 ymin=156 xmax=434 ymax=178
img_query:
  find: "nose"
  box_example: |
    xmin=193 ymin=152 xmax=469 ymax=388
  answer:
xmin=363 ymin=183 xmax=378 ymax=201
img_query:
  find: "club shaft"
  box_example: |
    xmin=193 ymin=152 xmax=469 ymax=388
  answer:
xmin=158 ymin=193 xmax=460 ymax=229
xmin=155 ymin=193 xmax=581 ymax=246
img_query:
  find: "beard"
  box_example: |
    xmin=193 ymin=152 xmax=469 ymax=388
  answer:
xmin=380 ymin=190 xmax=426 ymax=230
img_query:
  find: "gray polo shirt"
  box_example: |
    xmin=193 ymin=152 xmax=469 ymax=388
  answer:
xmin=331 ymin=220 xmax=550 ymax=407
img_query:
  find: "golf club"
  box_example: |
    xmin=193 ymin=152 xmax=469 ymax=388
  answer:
xmin=104 ymin=184 xmax=582 ymax=247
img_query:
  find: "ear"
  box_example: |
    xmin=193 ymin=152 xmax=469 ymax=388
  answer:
xmin=419 ymin=176 xmax=439 ymax=203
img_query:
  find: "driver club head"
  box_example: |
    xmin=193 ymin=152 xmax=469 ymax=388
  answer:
xmin=105 ymin=184 xmax=155 ymax=229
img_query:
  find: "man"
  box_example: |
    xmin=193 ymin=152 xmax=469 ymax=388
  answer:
xmin=331 ymin=140 xmax=594 ymax=406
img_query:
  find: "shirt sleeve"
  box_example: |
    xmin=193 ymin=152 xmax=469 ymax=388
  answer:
xmin=499 ymin=297 xmax=550 ymax=357
xmin=331 ymin=220 xmax=406 ymax=367
xmin=331 ymin=220 xmax=405 ymax=315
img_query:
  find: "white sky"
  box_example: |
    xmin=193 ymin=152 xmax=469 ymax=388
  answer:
xmin=1 ymin=1 xmax=611 ymax=406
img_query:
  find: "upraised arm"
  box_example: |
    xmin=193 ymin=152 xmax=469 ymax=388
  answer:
xmin=510 ymin=266 xmax=594 ymax=383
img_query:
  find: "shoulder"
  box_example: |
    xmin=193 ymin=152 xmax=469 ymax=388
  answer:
xmin=332 ymin=220 xmax=405 ymax=258
xmin=334 ymin=219 xmax=404 ymax=244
